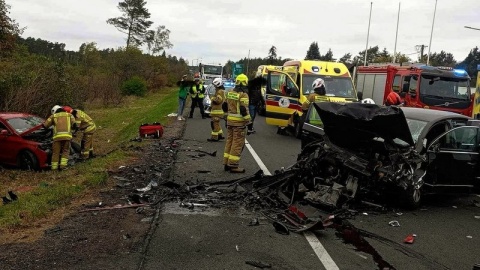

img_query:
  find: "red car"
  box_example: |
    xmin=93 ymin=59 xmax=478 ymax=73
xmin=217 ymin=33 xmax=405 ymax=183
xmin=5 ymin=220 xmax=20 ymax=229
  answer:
xmin=0 ymin=112 xmax=52 ymax=170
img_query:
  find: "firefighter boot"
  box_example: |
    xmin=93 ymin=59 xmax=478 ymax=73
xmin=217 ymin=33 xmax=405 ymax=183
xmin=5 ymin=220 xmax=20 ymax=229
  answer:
xmin=229 ymin=167 xmax=245 ymax=173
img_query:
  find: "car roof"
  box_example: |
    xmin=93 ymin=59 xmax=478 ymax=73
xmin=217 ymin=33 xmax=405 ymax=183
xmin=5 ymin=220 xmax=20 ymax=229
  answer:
xmin=400 ymin=107 xmax=470 ymax=122
xmin=0 ymin=112 xmax=35 ymax=119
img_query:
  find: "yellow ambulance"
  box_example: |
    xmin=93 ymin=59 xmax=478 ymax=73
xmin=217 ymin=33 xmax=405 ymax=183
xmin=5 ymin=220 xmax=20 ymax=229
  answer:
xmin=265 ymin=60 xmax=358 ymax=137
xmin=472 ymin=65 xmax=480 ymax=119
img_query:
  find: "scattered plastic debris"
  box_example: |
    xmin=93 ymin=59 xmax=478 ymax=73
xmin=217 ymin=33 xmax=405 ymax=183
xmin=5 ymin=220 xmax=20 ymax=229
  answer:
xmin=245 ymin=261 xmax=272 ymax=269
xmin=272 ymin=221 xmax=289 ymax=235
xmin=235 ymin=245 xmax=239 ymax=252
xmin=389 ymin=221 xmax=401 ymax=227
xmin=467 ymin=236 xmax=473 ymax=239
xmin=248 ymin=218 xmax=259 ymax=226
xmin=404 ymin=234 xmax=415 ymax=244
xmin=362 ymin=212 xmax=369 ymax=216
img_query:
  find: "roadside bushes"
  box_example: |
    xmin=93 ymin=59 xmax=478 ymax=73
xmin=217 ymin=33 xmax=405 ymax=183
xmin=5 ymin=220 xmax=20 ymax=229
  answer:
xmin=121 ymin=76 xmax=147 ymax=96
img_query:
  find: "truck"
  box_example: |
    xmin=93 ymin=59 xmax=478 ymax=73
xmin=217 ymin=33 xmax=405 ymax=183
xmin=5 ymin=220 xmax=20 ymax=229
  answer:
xmin=200 ymin=64 xmax=223 ymax=80
xmin=265 ymin=60 xmax=357 ymax=137
xmin=355 ymin=64 xmax=473 ymax=116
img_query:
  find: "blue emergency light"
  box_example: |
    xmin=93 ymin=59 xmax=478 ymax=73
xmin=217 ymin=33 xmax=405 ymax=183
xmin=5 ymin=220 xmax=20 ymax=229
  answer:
xmin=453 ymin=69 xmax=467 ymax=76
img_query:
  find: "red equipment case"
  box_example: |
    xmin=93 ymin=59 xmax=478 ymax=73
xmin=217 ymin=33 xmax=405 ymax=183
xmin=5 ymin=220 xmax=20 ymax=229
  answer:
xmin=139 ymin=122 xmax=163 ymax=138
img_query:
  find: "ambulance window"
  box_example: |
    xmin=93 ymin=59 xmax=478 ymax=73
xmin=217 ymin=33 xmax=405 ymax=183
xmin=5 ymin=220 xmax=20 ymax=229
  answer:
xmin=392 ymin=75 xmax=401 ymax=92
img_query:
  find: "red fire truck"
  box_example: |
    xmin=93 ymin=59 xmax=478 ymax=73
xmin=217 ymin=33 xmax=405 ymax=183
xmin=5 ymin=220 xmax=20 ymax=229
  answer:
xmin=355 ymin=64 xmax=473 ymax=116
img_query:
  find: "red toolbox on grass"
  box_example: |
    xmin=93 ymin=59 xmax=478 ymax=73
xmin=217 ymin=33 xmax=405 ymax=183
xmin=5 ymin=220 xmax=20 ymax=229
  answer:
xmin=139 ymin=122 xmax=163 ymax=138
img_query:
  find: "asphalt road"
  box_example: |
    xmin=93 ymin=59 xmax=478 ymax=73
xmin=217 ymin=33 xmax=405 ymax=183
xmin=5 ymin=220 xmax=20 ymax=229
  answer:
xmin=143 ymin=112 xmax=480 ymax=270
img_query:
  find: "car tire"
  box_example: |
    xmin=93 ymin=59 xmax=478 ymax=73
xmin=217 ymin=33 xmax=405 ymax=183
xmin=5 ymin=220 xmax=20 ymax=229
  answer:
xmin=404 ymin=187 xmax=421 ymax=209
xmin=17 ymin=150 xmax=40 ymax=171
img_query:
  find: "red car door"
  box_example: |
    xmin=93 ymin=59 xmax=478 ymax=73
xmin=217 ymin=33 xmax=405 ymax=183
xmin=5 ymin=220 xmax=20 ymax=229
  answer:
xmin=0 ymin=121 xmax=21 ymax=165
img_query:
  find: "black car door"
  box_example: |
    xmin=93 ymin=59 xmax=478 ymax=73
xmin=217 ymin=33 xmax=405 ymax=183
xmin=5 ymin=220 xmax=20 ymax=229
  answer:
xmin=427 ymin=126 xmax=480 ymax=187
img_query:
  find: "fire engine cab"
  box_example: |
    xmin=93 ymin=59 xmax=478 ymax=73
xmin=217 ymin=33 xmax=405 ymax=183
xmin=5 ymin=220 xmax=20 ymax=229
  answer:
xmin=355 ymin=64 xmax=472 ymax=116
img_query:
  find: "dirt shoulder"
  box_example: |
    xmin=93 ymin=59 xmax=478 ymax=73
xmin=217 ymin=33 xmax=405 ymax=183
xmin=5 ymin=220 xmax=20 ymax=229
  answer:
xmin=0 ymin=115 xmax=185 ymax=270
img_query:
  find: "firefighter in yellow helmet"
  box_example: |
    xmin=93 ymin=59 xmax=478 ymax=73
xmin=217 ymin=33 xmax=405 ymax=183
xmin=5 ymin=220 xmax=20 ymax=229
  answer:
xmin=63 ymin=106 xmax=96 ymax=160
xmin=43 ymin=105 xmax=76 ymax=170
xmin=207 ymin=78 xmax=226 ymax=142
xmin=222 ymin=73 xmax=251 ymax=173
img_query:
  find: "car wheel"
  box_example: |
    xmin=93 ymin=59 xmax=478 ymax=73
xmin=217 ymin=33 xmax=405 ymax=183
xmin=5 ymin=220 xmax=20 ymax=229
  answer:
xmin=17 ymin=150 xmax=40 ymax=171
xmin=404 ymin=187 xmax=421 ymax=209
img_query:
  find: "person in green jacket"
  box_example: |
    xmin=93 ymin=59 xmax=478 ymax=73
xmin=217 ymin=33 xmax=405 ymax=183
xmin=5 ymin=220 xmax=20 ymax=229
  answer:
xmin=176 ymin=75 xmax=189 ymax=121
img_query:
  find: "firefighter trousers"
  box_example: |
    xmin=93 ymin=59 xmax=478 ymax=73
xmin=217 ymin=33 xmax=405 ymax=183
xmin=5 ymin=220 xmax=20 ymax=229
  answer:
xmin=210 ymin=117 xmax=224 ymax=140
xmin=81 ymin=131 xmax=94 ymax=159
xmin=52 ymin=139 xmax=71 ymax=170
xmin=223 ymin=125 xmax=246 ymax=167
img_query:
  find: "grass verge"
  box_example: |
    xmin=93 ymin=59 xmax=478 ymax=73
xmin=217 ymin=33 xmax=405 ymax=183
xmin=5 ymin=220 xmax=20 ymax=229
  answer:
xmin=0 ymin=89 xmax=178 ymax=230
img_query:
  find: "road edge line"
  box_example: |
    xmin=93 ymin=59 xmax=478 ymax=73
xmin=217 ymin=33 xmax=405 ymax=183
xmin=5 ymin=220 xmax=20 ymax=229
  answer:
xmin=244 ymin=138 xmax=340 ymax=270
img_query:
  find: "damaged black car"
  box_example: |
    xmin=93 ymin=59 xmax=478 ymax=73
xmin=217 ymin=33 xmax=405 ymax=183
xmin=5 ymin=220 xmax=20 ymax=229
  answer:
xmin=297 ymin=102 xmax=479 ymax=208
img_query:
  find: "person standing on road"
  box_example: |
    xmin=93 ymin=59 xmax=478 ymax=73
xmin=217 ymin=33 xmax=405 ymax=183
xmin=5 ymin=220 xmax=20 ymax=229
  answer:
xmin=189 ymin=78 xmax=206 ymax=119
xmin=176 ymin=75 xmax=189 ymax=121
xmin=301 ymin=78 xmax=328 ymax=126
xmin=246 ymin=78 xmax=263 ymax=135
xmin=207 ymin=78 xmax=226 ymax=142
xmin=223 ymin=74 xmax=251 ymax=173
xmin=63 ymin=106 xmax=96 ymax=160
xmin=43 ymin=105 xmax=76 ymax=170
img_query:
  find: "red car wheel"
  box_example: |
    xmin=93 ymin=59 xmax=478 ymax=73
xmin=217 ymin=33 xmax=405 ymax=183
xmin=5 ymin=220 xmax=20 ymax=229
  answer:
xmin=17 ymin=150 xmax=40 ymax=171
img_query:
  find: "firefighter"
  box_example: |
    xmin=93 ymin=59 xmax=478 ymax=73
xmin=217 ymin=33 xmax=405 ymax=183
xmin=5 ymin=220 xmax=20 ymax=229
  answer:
xmin=301 ymin=78 xmax=328 ymax=126
xmin=223 ymin=73 xmax=251 ymax=173
xmin=43 ymin=105 xmax=76 ymax=170
xmin=63 ymin=106 xmax=96 ymax=160
xmin=207 ymin=78 xmax=226 ymax=142
xmin=385 ymin=90 xmax=403 ymax=106
xmin=189 ymin=78 xmax=206 ymax=119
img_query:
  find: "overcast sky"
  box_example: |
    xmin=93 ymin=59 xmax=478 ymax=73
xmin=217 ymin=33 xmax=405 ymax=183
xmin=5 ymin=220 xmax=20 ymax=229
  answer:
xmin=9 ymin=0 xmax=480 ymax=65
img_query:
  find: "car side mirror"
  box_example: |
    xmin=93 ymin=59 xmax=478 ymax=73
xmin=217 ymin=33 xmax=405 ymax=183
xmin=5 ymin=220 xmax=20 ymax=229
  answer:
xmin=0 ymin=129 xmax=10 ymax=136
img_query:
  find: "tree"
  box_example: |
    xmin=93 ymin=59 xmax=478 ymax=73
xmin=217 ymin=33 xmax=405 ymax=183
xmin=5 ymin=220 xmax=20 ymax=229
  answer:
xmin=353 ymin=46 xmax=380 ymax=65
xmin=145 ymin=25 xmax=173 ymax=55
xmin=428 ymin=50 xmax=456 ymax=67
xmin=321 ymin=48 xmax=334 ymax=61
xmin=373 ymin=47 xmax=392 ymax=63
xmin=107 ymin=0 xmax=154 ymax=48
xmin=0 ymin=0 xmax=23 ymax=57
xmin=268 ymin=46 xmax=277 ymax=63
xmin=305 ymin=42 xmax=321 ymax=60
xmin=457 ymin=47 xmax=480 ymax=86
xmin=339 ymin=53 xmax=352 ymax=64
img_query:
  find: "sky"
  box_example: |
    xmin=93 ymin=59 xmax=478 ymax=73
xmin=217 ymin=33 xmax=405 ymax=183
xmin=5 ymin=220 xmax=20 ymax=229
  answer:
xmin=9 ymin=0 xmax=480 ymax=66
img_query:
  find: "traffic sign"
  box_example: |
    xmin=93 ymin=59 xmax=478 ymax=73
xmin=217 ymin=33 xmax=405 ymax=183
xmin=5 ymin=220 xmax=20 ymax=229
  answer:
xmin=232 ymin=63 xmax=243 ymax=79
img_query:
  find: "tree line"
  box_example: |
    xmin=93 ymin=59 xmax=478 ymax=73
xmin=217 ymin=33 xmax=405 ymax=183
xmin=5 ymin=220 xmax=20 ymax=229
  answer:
xmin=0 ymin=0 xmax=183 ymax=117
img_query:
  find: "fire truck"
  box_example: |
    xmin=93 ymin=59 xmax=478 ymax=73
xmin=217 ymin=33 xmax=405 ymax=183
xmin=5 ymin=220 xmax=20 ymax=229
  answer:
xmin=355 ymin=64 xmax=473 ymax=116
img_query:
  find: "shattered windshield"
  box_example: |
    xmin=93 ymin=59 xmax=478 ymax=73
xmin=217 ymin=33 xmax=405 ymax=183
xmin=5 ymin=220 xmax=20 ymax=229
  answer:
xmin=405 ymin=118 xmax=428 ymax=143
xmin=302 ymin=75 xmax=356 ymax=98
xmin=6 ymin=116 xmax=44 ymax=134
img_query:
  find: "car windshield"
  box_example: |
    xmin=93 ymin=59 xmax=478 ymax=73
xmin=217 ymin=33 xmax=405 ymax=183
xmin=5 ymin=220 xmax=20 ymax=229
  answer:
xmin=405 ymin=118 xmax=428 ymax=143
xmin=6 ymin=116 xmax=44 ymax=134
xmin=419 ymin=75 xmax=470 ymax=100
xmin=302 ymin=75 xmax=356 ymax=98
xmin=203 ymin=65 xmax=222 ymax=76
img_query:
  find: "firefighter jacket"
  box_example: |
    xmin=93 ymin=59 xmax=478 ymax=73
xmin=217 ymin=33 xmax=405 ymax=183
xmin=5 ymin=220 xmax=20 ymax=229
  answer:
xmin=210 ymin=87 xmax=225 ymax=117
xmin=43 ymin=112 xmax=75 ymax=141
xmin=302 ymin=93 xmax=329 ymax=111
xmin=190 ymin=83 xmax=205 ymax=99
xmin=74 ymin=110 xmax=96 ymax=133
xmin=226 ymin=87 xmax=251 ymax=127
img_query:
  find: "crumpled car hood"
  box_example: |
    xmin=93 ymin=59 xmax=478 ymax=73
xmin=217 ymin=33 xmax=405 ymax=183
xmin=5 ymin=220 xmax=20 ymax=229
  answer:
xmin=313 ymin=102 xmax=415 ymax=147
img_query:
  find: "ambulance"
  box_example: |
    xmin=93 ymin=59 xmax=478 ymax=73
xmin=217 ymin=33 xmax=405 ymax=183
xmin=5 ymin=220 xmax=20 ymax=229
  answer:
xmin=473 ymin=64 xmax=480 ymax=119
xmin=264 ymin=60 xmax=358 ymax=137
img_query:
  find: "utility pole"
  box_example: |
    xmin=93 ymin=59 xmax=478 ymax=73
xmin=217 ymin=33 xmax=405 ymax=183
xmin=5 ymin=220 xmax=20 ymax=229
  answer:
xmin=426 ymin=0 xmax=438 ymax=65
xmin=246 ymin=49 xmax=251 ymax=75
xmin=393 ymin=2 xmax=401 ymax=63
xmin=364 ymin=2 xmax=373 ymax=66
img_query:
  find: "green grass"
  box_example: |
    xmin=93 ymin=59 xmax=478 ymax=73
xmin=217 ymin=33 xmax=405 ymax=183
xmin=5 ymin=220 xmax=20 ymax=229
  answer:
xmin=0 ymin=89 xmax=178 ymax=230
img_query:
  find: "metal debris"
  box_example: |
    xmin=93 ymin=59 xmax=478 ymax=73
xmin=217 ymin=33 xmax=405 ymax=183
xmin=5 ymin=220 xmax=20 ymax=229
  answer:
xmin=389 ymin=221 xmax=401 ymax=227
xmin=245 ymin=261 xmax=272 ymax=269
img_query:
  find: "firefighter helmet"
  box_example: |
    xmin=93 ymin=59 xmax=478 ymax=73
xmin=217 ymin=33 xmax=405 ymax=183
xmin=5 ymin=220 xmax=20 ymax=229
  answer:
xmin=235 ymin=74 xmax=248 ymax=86
xmin=312 ymin=78 xmax=325 ymax=89
xmin=63 ymin=106 xmax=73 ymax=113
xmin=51 ymin=105 xmax=62 ymax=114
xmin=212 ymin=78 xmax=223 ymax=88
xmin=361 ymin=98 xmax=375 ymax=104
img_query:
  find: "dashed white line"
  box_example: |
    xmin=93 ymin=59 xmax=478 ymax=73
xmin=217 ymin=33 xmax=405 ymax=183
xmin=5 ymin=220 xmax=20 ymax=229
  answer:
xmin=245 ymin=138 xmax=340 ymax=270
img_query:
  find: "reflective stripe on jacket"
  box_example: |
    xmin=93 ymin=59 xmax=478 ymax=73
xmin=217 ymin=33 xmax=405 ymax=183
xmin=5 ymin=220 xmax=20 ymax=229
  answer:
xmin=43 ymin=112 xmax=75 ymax=141
xmin=226 ymin=90 xmax=250 ymax=126
xmin=210 ymin=88 xmax=225 ymax=117
xmin=75 ymin=110 xmax=96 ymax=133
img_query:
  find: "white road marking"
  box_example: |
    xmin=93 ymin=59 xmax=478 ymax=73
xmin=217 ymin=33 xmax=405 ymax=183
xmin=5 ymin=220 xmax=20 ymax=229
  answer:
xmin=245 ymin=138 xmax=340 ymax=270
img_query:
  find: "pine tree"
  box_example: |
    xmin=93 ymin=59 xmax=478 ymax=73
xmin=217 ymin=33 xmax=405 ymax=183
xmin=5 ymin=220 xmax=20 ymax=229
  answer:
xmin=305 ymin=42 xmax=321 ymax=60
xmin=107 ymin=0 xmax=154 ymax=48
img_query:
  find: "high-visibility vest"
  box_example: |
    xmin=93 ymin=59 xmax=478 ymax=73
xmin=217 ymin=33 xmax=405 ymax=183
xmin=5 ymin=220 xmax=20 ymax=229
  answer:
xmin=191 ymin=84 xmax=205 ymax=99
xmin=226 ymin=90 xmax=250 ymax=126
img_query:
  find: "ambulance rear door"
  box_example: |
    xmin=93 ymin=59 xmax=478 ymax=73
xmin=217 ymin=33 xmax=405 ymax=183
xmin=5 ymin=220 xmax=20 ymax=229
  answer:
xmin=265 ymin=70 xmax=301 ymax=127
